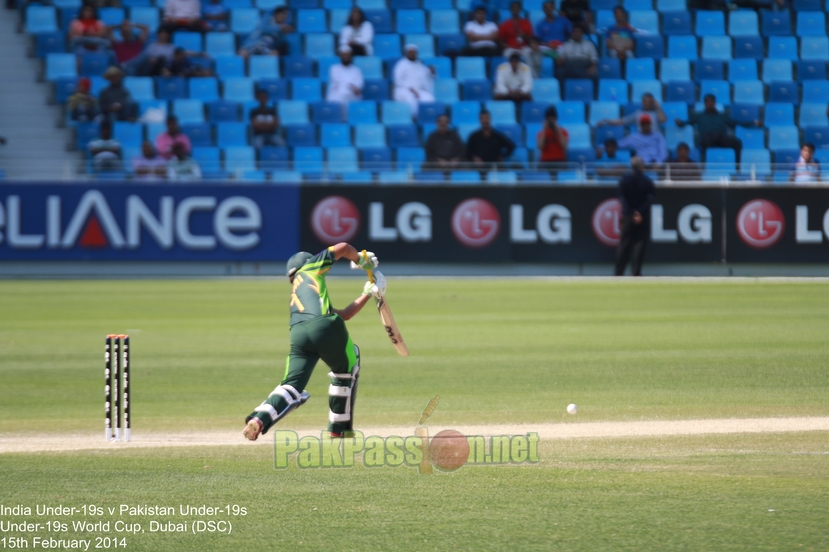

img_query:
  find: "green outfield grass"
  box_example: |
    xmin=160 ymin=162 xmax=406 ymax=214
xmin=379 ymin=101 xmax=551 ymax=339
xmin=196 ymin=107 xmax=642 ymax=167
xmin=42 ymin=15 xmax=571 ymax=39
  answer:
xmin=1 ymin=279 xmax=828 ymax=551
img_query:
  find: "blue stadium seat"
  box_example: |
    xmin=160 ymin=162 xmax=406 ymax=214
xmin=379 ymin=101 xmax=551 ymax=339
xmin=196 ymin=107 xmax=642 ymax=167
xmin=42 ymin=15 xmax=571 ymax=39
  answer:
xmin=437 ymin=33 xmax=466 ymax=55
xmin=223 ymin=77 xmax=254 ymax=101
xmin=391 ymin=0 xmax=420 ymax=7
xmin=728 ymin=59 xmax=757 ymax=81
xmin=733 ymin=80 xmax=763 ymax=105
xmin=704 ymin=147 xmax=735 ymax=176
xmin=376 ymin=171 xmax=410 ymax=183
xmin=799 ymin=102 xmax=829 ymax=127
xmin=424 ymin=0 xmax=453 ymax=8
xmin=596 ymin=9 xmax=616 ymax=31
xmin=305 ymin=33 xmax=334 ymax=58
xmin=429 ymin=9 xmax=459 ymax=34
xmin=388 ymin=124 xmax=419 ymax=147
xmin=803 ymin=127 xmax=829 ymax=146
xmin=355 ymin=124 xmax=387 ymax=147
xmin=486 ymin=171 xmax=518 ymax=183
xmin=801 ymin=36 xmax=829 ymax=60
xmin=374 ymin=35 xmax=402 ymax=60
xmin=768 ymin=81 xmax=798 ymax=104
xmin=297 ymin=9 xmax=327 ymax=33
xmin=156 ymin=77 xmax=187 ymax=100
xmin=730 ymin=37 xmax=762 ymax=61
xmin=662 ymin=11 xmax=691 ymax=35
xmin=192 ymin=147 xmax=223 ymax=176
xmin=293 ymin=147 xmax=324 ymax=171
xmin=363 ymin=79 xmax=390 ymax=101
xmin=417 ymin=102 xmax=447 ymax=124
xmin=113 ymin=122 xmax=142 ymax=146
xmin=793 ymin=0 xmax=821 ymax=9
xmin=396 ymin=147 xmax=425 ymax=168
xmin=225 ymin=0 xmax=253 ymax=7
xmin=347 ymin=101 xmax=378 ymax=124
xmin=462 ymin=79 xmax=492 ymax=101
xmin=287 ymin=123 xmax=318 ymax=146
xmin=312 ymin=101 xmax=345 ymax=123
xmin=214 ymin=55 xmax=245 ymax=79
xmin=796 ymin=11 xmax=825 ymax=36
xmin=269 ymin=169 xmax=303 ymax=182
xmin=123 ymin=77 xmax=154 ymax=101
xmin=635 ymin=36 xmax=664 ymax=59
xmin=797 ymin=60 xmax=826 ymax=82
xmin=521 ymin=102 xmax=550 ymax=124
xmin=230 ymin=8 xmax=260 ymax=35
xmin=423 ymin=56 xmax=452 ymax=79
xmin=182 ymin=123 xmax=214 ymax=147
xmin=762 ymin=9 xmax=791 ymax=37
xmin=624 ymin=59 xmax=654 ymax=81
xmin=661 ymin=102 xmax=687 ymax=123
xmin=660 ymin=59 xmax=690 ymax=82
xmin=327 ymin=147 xmax=360 ymax=173
xmin=364 ymin=9 xmax=392 ymax=32
xmin=524 ymin=123 xmax=542 ymax=147
xmin=225 ymin=146 xmax=256 ymax=173
xmin=35 ymin=31 xmax=66 ymax=58
xmin=397 ymin=9 xmax=426 ymax=32
xmin=740 ymin=148 xmax=771 ymax=176
xmin=46 ymin=53 xmax=77 ymax=81
xmin=405 ymin=34 xmax=435 ymax=57
xmin=320 ymin=123 xmax=352 ymax=147
xmin=631 ymin=79 xmax=663 ymax=101
xmin=668 ymin=36 xmax=698 ymax=60
xmin=534 ymin=79 xmax=560 ymax=101
xmin=768 ymin=36 xmax=798 ymax=59
xmin=768 ymin=125 xmax=799 ymax=150
xmin=174 ymin=99 xmax=205 ymax=123
xmin=291 ymin=78 xmax=322 ymax=101
xmin=455 ymin=57 xmax=486 ymax=81
xmin=693 ymin=59 xmax=723 ymax=83
xmin=451 ymin=101 xmax=481 ymax=124
xmin=657 ymin=0 xmax=685 ymax=9
xmin=736 ymin=126 xmax=766 ymax=148
xmin=26 ymin=5 xmax=58 ymax=33
xmin=257 ymin=79 xmax=288 ymax=100
xmin=564 ymin=79 xmax=594 ymax=102
xmin=567 ymin=124 xmax=591 ymax=148
xmin=729 ymin=10 xmax=759 ymax=37
xmin=54 ymin=77 xmax=78 ymax=103
xmin=773 ymin=149 xmax=799 ymax=165
xmin=598 ymin=79 xmax=629 ymax=102
xmin=762 ymin=59 xmax=792 ymax=83
xmin=137 ymin=100 xmax=167 ymax=121
xmin=77 ymin=52 xmax=109 ymax=77
xmin=217 ymin=122 xmax=248 ymax=147
xmin=279 ymin=100 xmax=310 ymax=124
xmin=316 ymin=56 xmax=340 ymax=83
xmin=495 ymin=125 xmax=522 ymax=146
xmin=700 ymin=80 xmax=731 ymax=104
xmin=283 ymin=56 xmax=314 ymax=78
xmin=701 ymin=36 xmax=732 ymax=60
xmin=666 ymin=81 xmax=696 ymax=104
xmin=208 ymin=100 xmax=241 ymax=122
xmin=129 ymin=7 xmax=159 ymax=30
xmin=248 ymin=56 xmax=279 ymax=80
xmin=694 ymin=11 xmax=723 ymax=36
xmin=589 ymin=101 xmax=620 ymax=126
xmin=567 ymin=147 xmax=596 ymax=165
xmin=456 ymin=124 xmax=477 ymax=141
xmin=665 ymin=125 xmax=694 ymax=149
xmin=630 ymin=10 xmax=659 ymax=34
xmin=359 ymin=147 xmax=391 ymax=167
xmin=75 ymin=122 xmax=100 ymax=150
xmin=557 ymin=101 xmax=585 ymax=124
xmin=450 ymin=171 xmax=480 ymax=183
xmin=352 ymin=56 xmax=383 ymax=79
xmin=764 ymin=102 xmax=794 ymax=125
xmin=802 ymin=80 xmax=829 ymax=103
xmin=206 ymin=33 xmax=235 ymax=57
xmin=486 ymin=101 xmax=516 ymax=124
xmin=597 ymin=58 xmax=622 ymax=79
xmin=380 ymin=101 xmax=411 ymax=124
xmin=173 ymin=32 xmax=202 ymax=52
xmin=329 ymin=8 xmax=350 ymax=31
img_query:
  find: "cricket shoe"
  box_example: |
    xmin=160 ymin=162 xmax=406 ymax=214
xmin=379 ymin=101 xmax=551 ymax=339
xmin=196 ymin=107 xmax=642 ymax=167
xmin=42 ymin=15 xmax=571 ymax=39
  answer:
xmin=329 ymin=430 xmax=357 ymax=439
xmin=243 ymin=418 xmax=263 ymax=441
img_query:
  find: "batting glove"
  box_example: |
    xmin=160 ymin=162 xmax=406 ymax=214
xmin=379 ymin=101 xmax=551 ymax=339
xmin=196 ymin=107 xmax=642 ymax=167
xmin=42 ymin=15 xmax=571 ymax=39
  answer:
xmin=350 ymin=251 xmax=379 ymax=271
xmin=362 ymin=271 xmax=387 ymax=299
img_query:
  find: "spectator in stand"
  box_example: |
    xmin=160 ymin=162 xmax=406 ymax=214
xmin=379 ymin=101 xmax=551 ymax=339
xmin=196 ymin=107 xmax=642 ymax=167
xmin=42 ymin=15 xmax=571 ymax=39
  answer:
xmin=108 ymin=20 xmax=149 ymax=66
xmin=132 ymin=141 xmax=168 ymax=180
xmin=790 ymin=143 xmax=821 ymax=183
xmin=238 ymin=7 xmax=294 ymax=58
xmin=327 ymin=46 xmax=364 ymax=108
xmin=555 ymin=24 xmax=597 ymax=83
xmin=499 ymin=1 xmax=534 ymax=60
xmin=68 ymin=5 xmax=109 ymax=54
xmin=339 ymin=7 xmax=374 ymax=56
xmin=597 ymin=93 xmax=667 ymax=131
xmin=461 ymin=7 xmax=501 ymax=58
xmin=202 ymin=0 xmax=229 ymax=32
xmin=605 ymin=7 xmax=636 ymax=60
xmin=614 ymin=156 xmax=655 ymax=277
xmin=595 ymin=137 xmax=628 ymax=178
xmin=674 ymin=94 xmax=760 ymax=162
xmin=467 ymin=110 xmax=516 ymax=165
xmin=132 ymin=29 xmax=176 ymax=76
xmin=393 ymin=44 xmax=436 ymax=117
xmin=99 ymin=66 xmax=137 ymax=122
xmin=250 ymin=89 xmax=285 ymax=148
xmin=162 ymin=0 xmax=206 ymax=33
xmin=167 ymin=143 xmax=202 ymax=181
xmin=617 ymin=114 xmax=668 ymax=168
xmin=162 ymin=47 xmax=213 ymax=77
xmin=424 ymin=114 xmax=465 ymax=170
xmin=559 ymin=0 xmax=593 ymax=30
xmin=731 ymin=0 xmax=788 ymax=11
xmin=67 ymin=77 xmax=100 ymax=122
xmin=155 ymin=115 xmax=192 ymax=159
xmin=536 ymin=1 xmax=572 ymax=50
xmin=667 ymin=142 xmax=702 ymax=181
xmin=536 ymin=106 xmax=569 ymax=164
xmin=88 ymin=121 xmax=122 ymax=172
xmin=494 ymin=53 xmax=533 ymax=105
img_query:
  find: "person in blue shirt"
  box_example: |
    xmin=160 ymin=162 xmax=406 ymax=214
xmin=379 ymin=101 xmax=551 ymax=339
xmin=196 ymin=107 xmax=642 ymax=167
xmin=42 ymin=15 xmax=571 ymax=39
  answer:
xmin=535 ymin=1 xmax=572 ymax=48
xmin=617 ymin=114 xmax=668 ymax=168
xmin=202 ymin=0 xmax=229 ymax=32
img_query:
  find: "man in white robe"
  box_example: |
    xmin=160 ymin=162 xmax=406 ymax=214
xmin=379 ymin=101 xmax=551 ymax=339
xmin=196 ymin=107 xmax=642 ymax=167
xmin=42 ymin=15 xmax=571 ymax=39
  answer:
xmin=392 ymin=44 xmax=435 ymax=117
xmin=326 ymin=46 xmax=364 ymax=107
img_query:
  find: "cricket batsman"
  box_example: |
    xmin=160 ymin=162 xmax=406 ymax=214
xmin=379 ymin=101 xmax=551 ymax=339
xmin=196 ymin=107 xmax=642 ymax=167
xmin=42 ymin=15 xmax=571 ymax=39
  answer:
xmin=242 ymin=242 xmax=386 ymax=441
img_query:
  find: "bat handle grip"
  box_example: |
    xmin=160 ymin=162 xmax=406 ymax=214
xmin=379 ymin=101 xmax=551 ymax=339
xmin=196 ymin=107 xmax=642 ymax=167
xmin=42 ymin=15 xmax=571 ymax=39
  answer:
xmin=362 ymin=249 xmax=375 ymax=284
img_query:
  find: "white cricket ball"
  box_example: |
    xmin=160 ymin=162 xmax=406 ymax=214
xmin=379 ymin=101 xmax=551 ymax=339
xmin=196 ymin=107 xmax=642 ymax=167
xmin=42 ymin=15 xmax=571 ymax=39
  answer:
xmin=567 ymin=404 xmax=578 ymax=415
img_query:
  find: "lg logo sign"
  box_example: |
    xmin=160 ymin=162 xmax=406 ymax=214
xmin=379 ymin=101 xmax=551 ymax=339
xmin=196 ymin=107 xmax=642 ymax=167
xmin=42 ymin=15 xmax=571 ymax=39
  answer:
xmin=591 ymin=199 xmax=622 ymax=246
xmin=451 ymin=198 xmax=501 ymax=248
xmin=736 ymin=199 xmax=785 ymax=249
xmin=591 ymin=200 xmax=713 ymax=247
xmin=310 ymin=196 xmax=360 ymax=243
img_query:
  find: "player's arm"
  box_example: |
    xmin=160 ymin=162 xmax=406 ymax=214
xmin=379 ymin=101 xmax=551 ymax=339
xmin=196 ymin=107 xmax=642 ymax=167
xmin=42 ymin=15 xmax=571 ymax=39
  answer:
xmin=331 ymin=242 xmax=379 ymax=270
xmin=332 ymin=293 xmax=371 ymax=321
xmin=333 ymin=272 xmax=387 ymax=320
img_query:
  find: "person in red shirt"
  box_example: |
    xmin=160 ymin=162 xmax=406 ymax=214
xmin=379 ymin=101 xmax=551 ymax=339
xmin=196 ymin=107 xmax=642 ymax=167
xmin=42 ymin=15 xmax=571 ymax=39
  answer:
xmin=68 ymin=5 xmax=108 ymax=54
xmin=108 ymin=20 xmax=150 ymax=66
xmin=499 ymin=1 xmax=534 ymax=59
xmin=537 ymin=106 xmax=570 ymax=163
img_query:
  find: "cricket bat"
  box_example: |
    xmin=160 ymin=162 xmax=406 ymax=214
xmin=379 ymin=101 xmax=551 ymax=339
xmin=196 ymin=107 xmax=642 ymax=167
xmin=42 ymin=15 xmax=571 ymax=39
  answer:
xmin=363 ymin=251 xmax=409 ymax=357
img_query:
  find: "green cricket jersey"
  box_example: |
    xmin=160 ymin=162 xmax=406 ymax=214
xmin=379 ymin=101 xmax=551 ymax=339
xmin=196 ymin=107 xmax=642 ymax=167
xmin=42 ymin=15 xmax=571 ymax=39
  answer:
xmin=289 ymin=247 xmax=335 ymax=326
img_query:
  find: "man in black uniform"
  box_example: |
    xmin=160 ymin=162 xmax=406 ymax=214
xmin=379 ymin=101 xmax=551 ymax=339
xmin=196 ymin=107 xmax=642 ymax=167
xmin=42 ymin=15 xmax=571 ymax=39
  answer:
xmin=614 ymin=157 xmax=655 ymax=277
